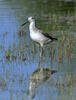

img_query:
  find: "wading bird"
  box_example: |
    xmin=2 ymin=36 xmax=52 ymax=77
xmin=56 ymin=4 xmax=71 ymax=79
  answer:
xmin=21 ymin=16 xmax=57 ymax=47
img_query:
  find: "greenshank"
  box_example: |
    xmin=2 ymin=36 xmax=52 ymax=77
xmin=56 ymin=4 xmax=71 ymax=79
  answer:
xmin=21 ymin=16 xmax=57 ymax=47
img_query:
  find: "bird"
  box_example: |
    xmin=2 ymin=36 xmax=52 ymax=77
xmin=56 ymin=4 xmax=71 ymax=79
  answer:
xmin=21 ymin=16 xmax=58 ymax=48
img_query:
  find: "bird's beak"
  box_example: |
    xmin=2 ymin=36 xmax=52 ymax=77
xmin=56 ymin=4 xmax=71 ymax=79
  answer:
xmin=21 ymin=21 xmax=29 ymax=26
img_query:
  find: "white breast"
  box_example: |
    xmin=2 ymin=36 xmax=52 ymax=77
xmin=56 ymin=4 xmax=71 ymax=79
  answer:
xmin=29 ymin=21 xmax=48 ymax=43
xmin=30 ymin=31 xmax=46 ymax=42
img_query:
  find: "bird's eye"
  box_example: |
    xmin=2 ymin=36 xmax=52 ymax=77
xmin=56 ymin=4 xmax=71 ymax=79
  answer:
xmin=32 ymin=17 xmax=34 ymax=19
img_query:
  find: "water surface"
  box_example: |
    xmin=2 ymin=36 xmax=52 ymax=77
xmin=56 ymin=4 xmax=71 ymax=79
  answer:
xmin=0 ymin=0 xmax=76 ymax=100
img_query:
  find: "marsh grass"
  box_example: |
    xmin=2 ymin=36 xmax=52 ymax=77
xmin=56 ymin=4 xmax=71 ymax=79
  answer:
xmin=0 ymin=0 xmax=76 ymax=100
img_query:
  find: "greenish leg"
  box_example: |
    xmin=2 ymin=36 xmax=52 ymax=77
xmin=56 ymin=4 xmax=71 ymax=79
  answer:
xmin=38 ymin=46 xmax=44 ymax=68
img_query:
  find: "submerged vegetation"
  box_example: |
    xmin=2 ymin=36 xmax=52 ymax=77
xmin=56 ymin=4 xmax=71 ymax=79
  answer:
xmin=0 ymin=0 xmax=76 ymax=100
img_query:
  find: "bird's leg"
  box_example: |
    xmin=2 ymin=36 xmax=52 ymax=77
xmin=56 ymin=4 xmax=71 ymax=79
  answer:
xmin=38 ymin=45 xmax=42 ymax=67
xmin=38 ymin=44 xmax=40 ymax=53
xmin=32 ymin=42 xmax=37 ymax=62
xmin=41 ymin=47 xmax=44 ymax=57
xmin=33 ymin=42 xmax=37 ymax=54
xmin=38 ymin=58 xmax=40 ymax=68
xmin=40 ymin=47 xmax=44 ymax=61
xmin=38 ymin=46 xmax=44 ymax=68
xmin=38 ymin=45 xmax=41 ymax=68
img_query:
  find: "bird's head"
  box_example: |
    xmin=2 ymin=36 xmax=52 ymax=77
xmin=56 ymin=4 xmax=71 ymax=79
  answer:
xmin=21 ymin=16 xmax=35 ymax=26
xmin=28 ymin=16 xmax=35 ymax=22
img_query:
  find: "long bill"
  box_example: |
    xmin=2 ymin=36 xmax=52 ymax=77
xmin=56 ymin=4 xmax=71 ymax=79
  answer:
xmin=21 ymin=21 xmax=29 ymax=26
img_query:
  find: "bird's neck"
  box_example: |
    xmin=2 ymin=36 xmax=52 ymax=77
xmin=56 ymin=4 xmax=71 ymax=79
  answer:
xmin=29 ymin=21 xmax=36 ymax=32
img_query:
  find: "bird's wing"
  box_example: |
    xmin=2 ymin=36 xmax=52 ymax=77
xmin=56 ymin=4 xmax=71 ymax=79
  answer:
xmin=37 ymin=28 xmax=57 ymax=41
xmin=42 ymin=32 xmax=54 ymax=40
xmin=42 ymin=32 xmax=58 ymax=41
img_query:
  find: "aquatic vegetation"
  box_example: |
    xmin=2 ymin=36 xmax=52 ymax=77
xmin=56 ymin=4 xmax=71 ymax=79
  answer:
xmin=18 ymin=30 xmax=26 ymax=37
xmin=5 ymin=44 xmax=26 ymax=62
xmin=0 ymin=0 xmax=76 ymax=100
xmin=0 ymin=80 xmax=6 ymax=88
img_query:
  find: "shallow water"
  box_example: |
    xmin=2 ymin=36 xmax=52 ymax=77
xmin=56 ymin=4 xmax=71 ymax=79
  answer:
xmin=0 ymin=0 xmax=76 ymax=100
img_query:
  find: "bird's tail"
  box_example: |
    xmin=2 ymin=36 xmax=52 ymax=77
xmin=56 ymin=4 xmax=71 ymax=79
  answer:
xmin=51 ymin=37 xmax=58 ymax=41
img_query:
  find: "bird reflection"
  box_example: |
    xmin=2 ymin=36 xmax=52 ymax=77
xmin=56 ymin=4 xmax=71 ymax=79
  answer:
xmin=27 ymin=68 xmax=57 ymax=98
